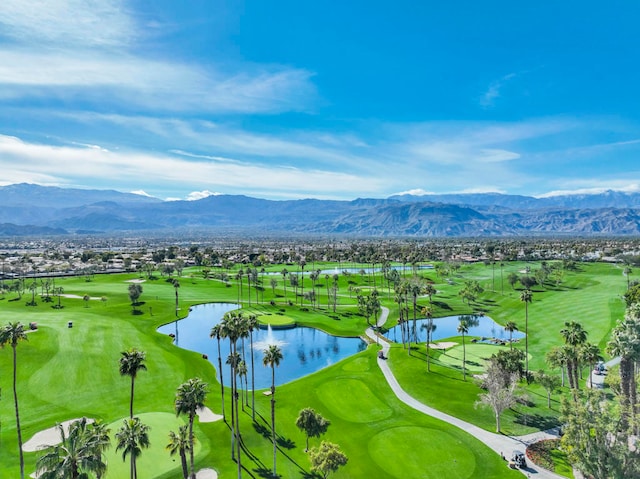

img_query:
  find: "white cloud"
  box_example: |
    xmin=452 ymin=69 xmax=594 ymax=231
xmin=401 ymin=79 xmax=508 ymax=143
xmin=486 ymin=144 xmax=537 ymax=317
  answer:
xmin=0 ymin=0 xmax=316 ymax=115
xmin=0 ymin=0 xmax=135 ymax=48
xmin=0 ymin=134 xmax=380 ymax=198
xmin=186 ymin=190 xmax=220 ymax=201
xmin=393 ymin=189 xmax=434 ymax=196
xmin=537 ymin=183 xmax=640 ymax=198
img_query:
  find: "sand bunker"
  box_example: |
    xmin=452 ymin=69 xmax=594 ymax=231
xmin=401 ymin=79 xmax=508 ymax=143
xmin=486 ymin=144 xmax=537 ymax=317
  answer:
xmin=60 ymin=294 xmax=102 ymax=300
xmin=196 ymin=406 xmax=223 ymax=423
xmin=196 ymin=468 xmax=218 ymax=479
xmin=428 ymin=341 xmax=457 ymax=350
xmin=125 ymin=279 xmax=146 ymax=283
xmin=23 ymin=418 xmax=95 ymax=452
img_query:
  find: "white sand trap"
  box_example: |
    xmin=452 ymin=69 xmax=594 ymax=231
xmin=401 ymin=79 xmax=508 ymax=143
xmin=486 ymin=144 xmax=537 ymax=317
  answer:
xmin=196 ymin=468 xmax=218 ymax=479
xmin=428 ymin=341 xmax=457 ymax=350
xmin=196 ymin=406 xmax=223 ymax=423
xmin=23 ymin=418 xmax=95 ymax=452
xmin=60 ymin=294 xmax=102 ymax=300
xmin=125 ymin=279 xmax=146 ymax=283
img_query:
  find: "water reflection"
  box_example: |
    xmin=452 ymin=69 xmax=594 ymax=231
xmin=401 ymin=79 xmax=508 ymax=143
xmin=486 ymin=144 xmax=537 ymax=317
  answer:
xmin=158 ymin=303 xmax=366 ymax=389
xmin=384 ymin=314 xmax=526 ymax=344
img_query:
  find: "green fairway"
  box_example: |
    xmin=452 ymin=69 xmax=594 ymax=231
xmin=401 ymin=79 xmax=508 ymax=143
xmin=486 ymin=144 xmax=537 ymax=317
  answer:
xmin=0 ymin=259 xmax=627 ymax=477
xmin=437 ymin=342 xmax=512 ymax=372
xmin=104 ymin=412 xmax=202 ymax=479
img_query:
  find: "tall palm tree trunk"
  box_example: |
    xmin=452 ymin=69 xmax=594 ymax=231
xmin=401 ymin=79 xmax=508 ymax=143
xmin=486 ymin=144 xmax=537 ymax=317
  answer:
xmin=462 ymin=334 xmax=467 ymax=381
xmin=271 ymin=367 xmax=277 ymax=477
xmin=180 ymin=450 xmax=189 ymax=479
xmin=250 ymin=331 xmax=256 ymax=421
xmin=13 ymin=345 xmax=25 ymax=479
xmin=217 ymin=336 xmax=225 ymax=419
xmin=525 ymin=303 xmax=529 ymax=375
xmin=189 ymin=414 xmax=196 ymax=479
xmin=229 ymin=364 xmax=236 ymax=460
xmin=130 ymin=376 xmax=135 ymax=418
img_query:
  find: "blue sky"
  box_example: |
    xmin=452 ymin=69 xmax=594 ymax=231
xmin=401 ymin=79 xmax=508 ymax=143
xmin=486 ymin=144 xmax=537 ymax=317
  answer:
xmin=1 ymin=1 xmax=639 ymax=201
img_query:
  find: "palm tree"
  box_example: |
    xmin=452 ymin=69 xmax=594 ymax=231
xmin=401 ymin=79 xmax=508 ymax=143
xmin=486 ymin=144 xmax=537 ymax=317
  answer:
xmin=0 ymin=321 xmax=28 ymax=479
xmin=167 ymin=425 xmax=191 ymax=479
xmin=519 ymin=289 xmax=533 ymax=374
xmin=580 ymin=342 xmax=602 ymax=389
xmin=237 ymin=360 xmax=248 ymax=411
xmin=457 ymin=315 xmax=479 ymax=381
xmin=421 ymin=305 xmax=435 ymax=372
xmin=281 ymin=268 xmax=288 ymax=300
xmin=263 ymin=344 xmax=283 ymax=477
xmin=246 ymin=314 xmax=259 ymax=420
xmin=209 ymin=324 xmax=225 ymax=419
xmin=115 ymin=417 xmax=151 ymax=479
xmin=219 ymin=311 xmax=244 ymax=461
xmin=504 ymin=321 xmax=518 ymax=350
xmin=560 ymin=321 xmax=588 ymax=389
xmin=424 ymin=283 xmax=436 ymax=304
xmin=90 ymin=420 xmax=111 ymax=479
xmin=457 ymin=317 xmax=470 ymax=381
xmin=607 ymin=307 xmax=640 ymax=427
xmin=173 ymin=279 xmax=180 ymax=317
xmin=546 ymin=345 xmax=568 ymax=387
xmin=175 ymin=378 xmax=209 ymax=479
xmin=36 ymin=418 xmax=110 ymax=479
xmin=119 ymin=348 xmax=147 ymax=418
xmin=623 ymin=266 xmax=632 ymax=290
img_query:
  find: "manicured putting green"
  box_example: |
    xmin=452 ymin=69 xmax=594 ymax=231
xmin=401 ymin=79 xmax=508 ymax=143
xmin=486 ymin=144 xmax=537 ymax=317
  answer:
xmin=316 ymin=378 xmax=391 ymax=423
xmin=256 ymin=313 xmax=296 ymax=327
xmin=103 ymin=412 xmax=199 ymax=479
xmin=341 ymin=356 xmax=370 ymax=372
xmin=369 ymin=426 xmax=476 ymax=478
xmin=437 ymin=343 xmax=512 ymax=372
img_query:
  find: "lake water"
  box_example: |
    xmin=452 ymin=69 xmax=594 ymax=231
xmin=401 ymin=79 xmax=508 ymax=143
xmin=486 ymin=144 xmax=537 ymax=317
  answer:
xmin=383 ymin=314 xmax=526 ymax=344
xmin=158 ymin=303 xmax=366 ymax=389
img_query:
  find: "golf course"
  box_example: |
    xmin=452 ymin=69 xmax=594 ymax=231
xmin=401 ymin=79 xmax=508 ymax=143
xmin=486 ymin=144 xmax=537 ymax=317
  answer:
xmin=0 ymin=258 xmax=628 ymax=478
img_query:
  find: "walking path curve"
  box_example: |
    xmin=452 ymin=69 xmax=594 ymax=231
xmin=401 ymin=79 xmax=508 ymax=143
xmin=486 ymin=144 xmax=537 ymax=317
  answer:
xmin=366 ymin=307 xmax=566 ymax=479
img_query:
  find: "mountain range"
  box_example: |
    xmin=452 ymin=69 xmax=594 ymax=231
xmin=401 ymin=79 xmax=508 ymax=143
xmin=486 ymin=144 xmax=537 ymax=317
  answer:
xmin=1 ymin=183 xmax=640 ymax=237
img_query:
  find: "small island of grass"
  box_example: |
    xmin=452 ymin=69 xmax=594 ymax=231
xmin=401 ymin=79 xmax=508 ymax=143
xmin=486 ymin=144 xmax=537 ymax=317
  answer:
xmin=255 ymin=312 xmax=297 ymax=328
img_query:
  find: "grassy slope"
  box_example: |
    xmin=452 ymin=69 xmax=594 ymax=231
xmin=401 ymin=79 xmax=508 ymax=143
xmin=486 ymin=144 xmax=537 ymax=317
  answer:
xmin=0 ymin=269 xmax=522 ymax=478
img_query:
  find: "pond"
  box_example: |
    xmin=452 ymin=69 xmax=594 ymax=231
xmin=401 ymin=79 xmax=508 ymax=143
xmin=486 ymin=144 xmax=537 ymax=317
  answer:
xmin=383 ymin=314 xmax=526 ymax=344
xmin=158 ymin=303 xmax=366 ymax=389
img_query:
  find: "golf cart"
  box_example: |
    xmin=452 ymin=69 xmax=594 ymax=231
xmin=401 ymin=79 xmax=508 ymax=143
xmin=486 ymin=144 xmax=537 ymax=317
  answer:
xmin=509 ymin=450 xmax=527 ymax=469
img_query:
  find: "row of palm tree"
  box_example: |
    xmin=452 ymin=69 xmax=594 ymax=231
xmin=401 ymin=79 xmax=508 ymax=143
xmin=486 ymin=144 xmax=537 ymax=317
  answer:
xmin=210 ymin=311 xmax=284 ymax=478
xmin=607 ymin=303 xmax=640 ymax=430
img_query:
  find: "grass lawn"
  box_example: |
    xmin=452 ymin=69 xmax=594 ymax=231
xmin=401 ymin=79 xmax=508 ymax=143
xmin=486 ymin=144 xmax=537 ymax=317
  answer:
xmin=0 ymin=259 xmax=627 ymax=477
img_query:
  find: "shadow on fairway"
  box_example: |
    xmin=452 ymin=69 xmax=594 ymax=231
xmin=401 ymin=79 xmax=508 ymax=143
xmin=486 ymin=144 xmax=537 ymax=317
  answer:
xmin=513 ymin=412 xmax=560 ymax=430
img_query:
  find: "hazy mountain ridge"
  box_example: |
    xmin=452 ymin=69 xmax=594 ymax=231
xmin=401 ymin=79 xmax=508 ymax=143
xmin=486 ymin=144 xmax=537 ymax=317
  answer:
xmin=1 ymin=184 xmax=640 ymax=236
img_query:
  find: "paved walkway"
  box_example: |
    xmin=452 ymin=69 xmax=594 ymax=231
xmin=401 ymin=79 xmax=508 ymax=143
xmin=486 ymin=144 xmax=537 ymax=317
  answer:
xmin=366 ymin=307 xmax=566 ymax=479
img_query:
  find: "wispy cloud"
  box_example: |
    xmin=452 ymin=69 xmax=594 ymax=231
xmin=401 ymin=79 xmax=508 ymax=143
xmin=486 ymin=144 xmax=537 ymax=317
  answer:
xmin=0 ymin=1 xmax=316 ymax=114
xmin=480 ymin=73 xmax=517 ymax=108
xmin=0 ymin=134 xmax=379 ymax=199
xmin=0 ymin=0 xmax=135 ymax=48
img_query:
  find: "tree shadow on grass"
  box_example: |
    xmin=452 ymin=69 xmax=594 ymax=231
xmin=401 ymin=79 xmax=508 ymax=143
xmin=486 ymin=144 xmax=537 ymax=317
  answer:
xmin=513 ymin=412 xmax=560 ymax=430
xmin=277 ymin=436 xmax=296 ymax=450
xmin=300 ymin=472 xmax=322 ymax=479
xmin=253 ymin=421 xmax=272 ymax=440
xmin=432 ymin=300 xmax=452 ymax=310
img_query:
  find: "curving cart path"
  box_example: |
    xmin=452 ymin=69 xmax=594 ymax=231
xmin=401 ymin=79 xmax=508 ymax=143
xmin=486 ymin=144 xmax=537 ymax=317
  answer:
xmin=366 ymin=307 xmax=566 ymax=479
